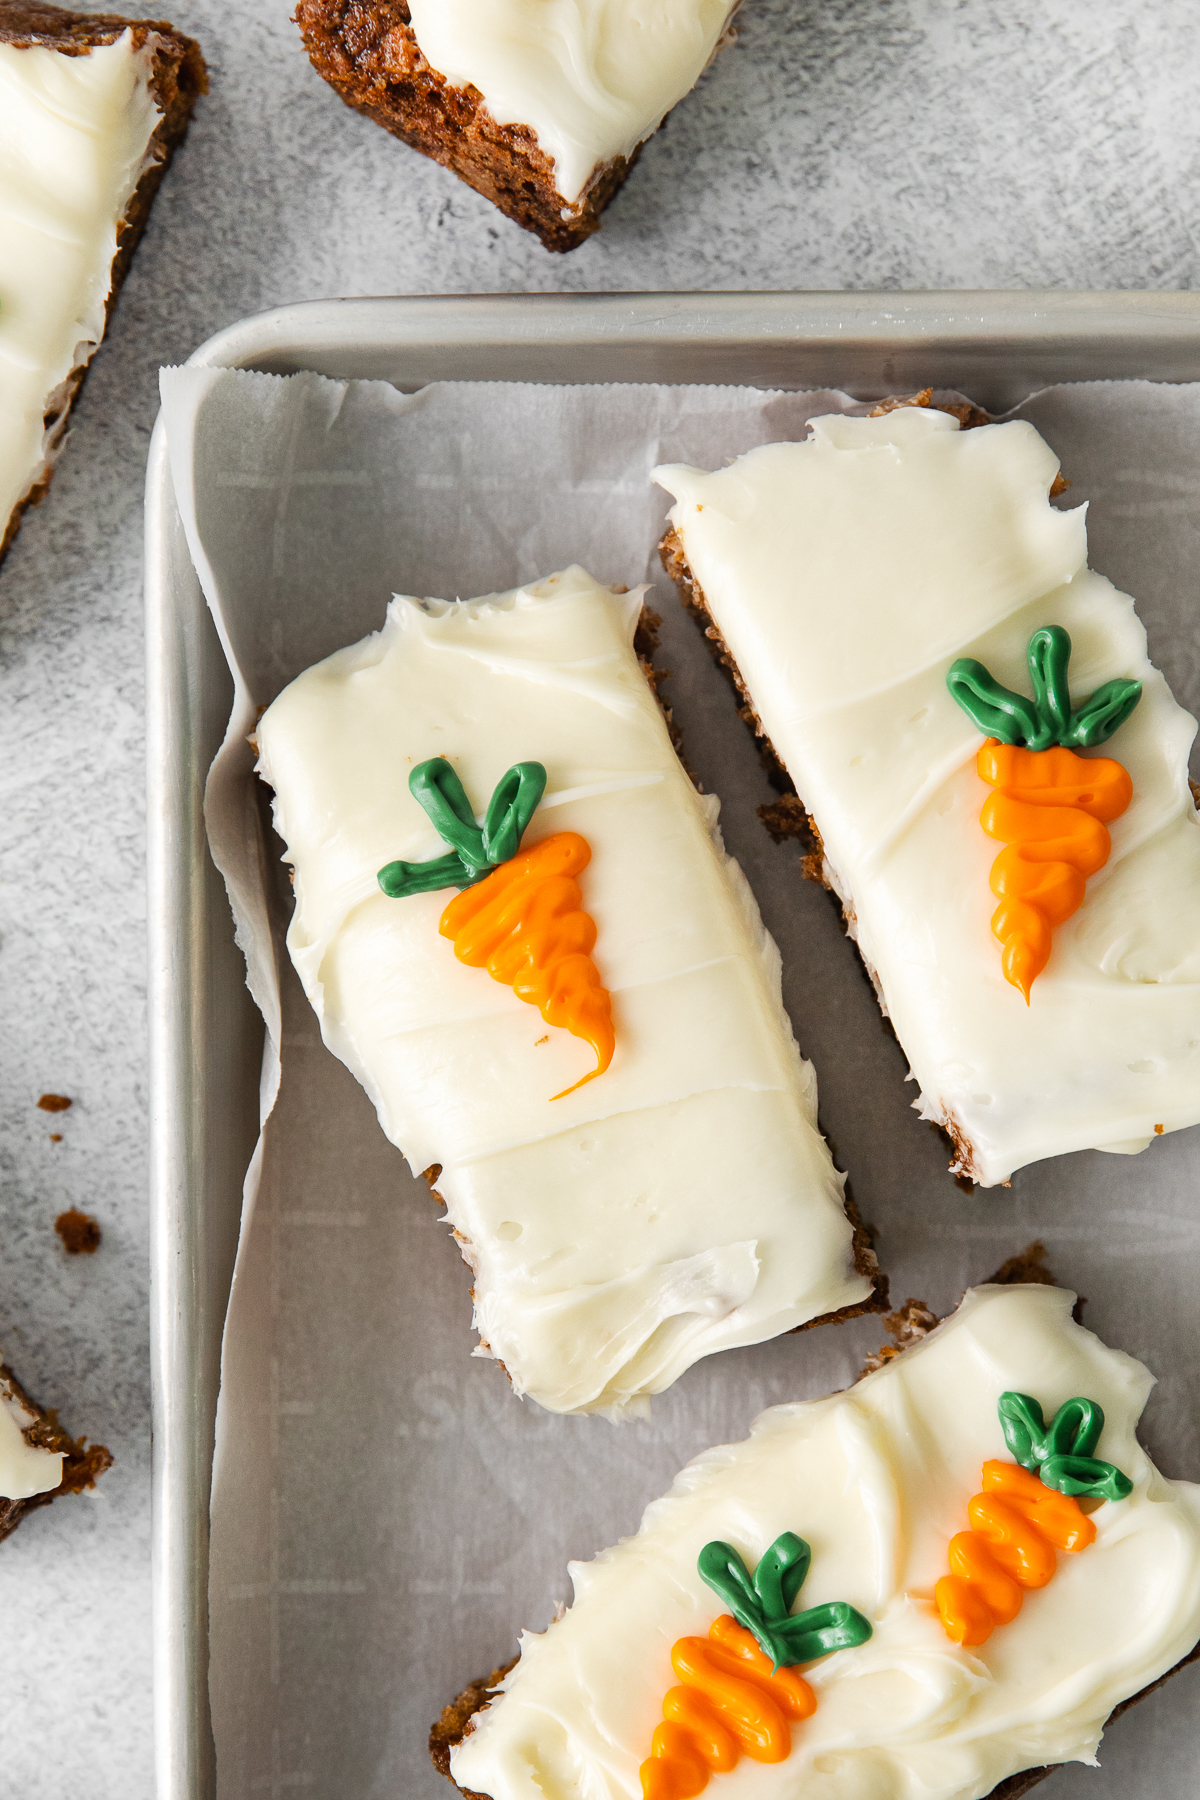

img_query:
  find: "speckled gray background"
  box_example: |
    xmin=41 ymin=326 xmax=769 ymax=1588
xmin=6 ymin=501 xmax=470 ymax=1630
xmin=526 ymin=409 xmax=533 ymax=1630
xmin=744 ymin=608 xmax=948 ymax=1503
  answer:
xmin=3 ymin=0 xmax=1200 ymax=1794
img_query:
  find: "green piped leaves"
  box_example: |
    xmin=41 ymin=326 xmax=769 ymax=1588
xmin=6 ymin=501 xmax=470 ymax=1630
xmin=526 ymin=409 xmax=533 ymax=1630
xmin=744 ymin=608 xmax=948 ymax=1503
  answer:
xmin=947 ymin=626 xmax=1142 ymax=751
xmin=998 ymin=1391 xmax=1133 ymax=1503
xmin=697 ymin=1533 xmax=872 ymax=1673
xmin=378 ymin=757 xmax=546 ymax=900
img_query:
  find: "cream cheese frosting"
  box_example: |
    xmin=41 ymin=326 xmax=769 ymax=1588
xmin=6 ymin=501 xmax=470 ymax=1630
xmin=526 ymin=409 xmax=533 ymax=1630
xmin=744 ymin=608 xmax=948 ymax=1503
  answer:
xmin=0 ymin=1366 xmax=62 ymax=1503
xmin=655 ymin=408 xmax=1200 ymax=1186
xmin=0 ymin=30 xmax=162 ymax=543
xmin=255 ymin=567 xmax=871 ymax=1420
xmin=405 ymin=0 xmax=738 ymax=207
xmin=451 ymin=1282 xmax=1200 ymax=1800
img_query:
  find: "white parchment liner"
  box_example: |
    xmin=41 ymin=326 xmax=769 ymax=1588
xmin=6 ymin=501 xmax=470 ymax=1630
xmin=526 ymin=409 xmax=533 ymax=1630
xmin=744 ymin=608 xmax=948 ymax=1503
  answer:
xmin=158 ymin=370 xmax=1200 ymax=1799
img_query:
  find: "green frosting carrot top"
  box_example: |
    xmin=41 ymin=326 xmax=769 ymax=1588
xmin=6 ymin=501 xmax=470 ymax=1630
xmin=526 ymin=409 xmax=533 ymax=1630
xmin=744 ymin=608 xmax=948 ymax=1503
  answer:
xmin=697 ymin=1533 xmax=872 ymax=1672
xmin=947 ymin=625 xmax=1142 ymax=750
xmin=998 ymin=1390 xmax=1133 ymax=1503
xmin=378 ymin=757 xmax=546 ymax=899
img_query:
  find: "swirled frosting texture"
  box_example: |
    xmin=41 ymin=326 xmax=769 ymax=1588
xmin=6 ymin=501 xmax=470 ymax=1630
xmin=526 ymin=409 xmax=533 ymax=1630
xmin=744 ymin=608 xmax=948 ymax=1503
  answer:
xmin=655 ymin=408 xmax=1200 ymax=1185
xmin=452 ymin=1284 xmax=1200 ymax=1800
xmin=255 ymin=567 xmax=867 ymax=1420
xmin=0 ymin=33 xmax=162 ymax=540
xmin=405 ymin=0 xmax=737 ymax=205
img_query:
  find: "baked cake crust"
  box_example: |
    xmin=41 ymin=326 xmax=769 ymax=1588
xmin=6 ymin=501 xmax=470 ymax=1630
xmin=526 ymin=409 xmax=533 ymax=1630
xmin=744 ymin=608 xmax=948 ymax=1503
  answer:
xmin=0 ymin=1360 xmax=112 ymax=1541
xmin=0 ymin=0 xmax=206 ymax=569
xmin=429 ymin=1660 xmax=519 ymax=1800
xmin=432 ymin=1243 xmax=1200 ymax=1798
xmin=292 ymin=0 xmax=638 ymax=252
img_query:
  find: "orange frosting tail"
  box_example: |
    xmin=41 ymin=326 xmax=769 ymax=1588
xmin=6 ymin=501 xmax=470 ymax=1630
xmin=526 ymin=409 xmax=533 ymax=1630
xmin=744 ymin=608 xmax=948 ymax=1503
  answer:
xmin=438 ymin=832 xmax=615 ymax=1097
xmin=640 ymin=1616 xmax=816 ymax=1800
xmin=936 ymin=1460 xmax=1095 ymax=1647
xmin=976 ymin=741 xmax=1133 ymax=1000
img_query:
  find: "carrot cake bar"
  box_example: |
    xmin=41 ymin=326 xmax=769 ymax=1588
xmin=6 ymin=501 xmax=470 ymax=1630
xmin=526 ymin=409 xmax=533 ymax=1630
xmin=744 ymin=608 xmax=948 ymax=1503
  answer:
xmin=655 ymin=407 xmax=1200 ymax=1187
xmin=0 ymin=1 xmax=205 ymax=568
xmin=439 ymin=1277 xmax=1200 ymax=1799
xmin=293 ymin=0 xmax=738 ymax=252
xmin=0 ymin=1355 xmax=111 ymax=1541
xmin=254 ymin=566 xmax=882 ymax=1421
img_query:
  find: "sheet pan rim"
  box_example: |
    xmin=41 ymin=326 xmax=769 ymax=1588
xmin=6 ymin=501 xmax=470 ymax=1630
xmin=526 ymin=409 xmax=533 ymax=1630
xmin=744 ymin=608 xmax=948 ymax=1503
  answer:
xmin=145 ymin=286 xmax=1200 ymax=1800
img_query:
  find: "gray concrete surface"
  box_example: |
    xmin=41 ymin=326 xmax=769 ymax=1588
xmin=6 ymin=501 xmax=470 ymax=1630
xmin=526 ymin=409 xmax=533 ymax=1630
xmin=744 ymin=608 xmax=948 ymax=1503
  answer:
xmin=3 ymin=0 xmax=1200 ymax=1792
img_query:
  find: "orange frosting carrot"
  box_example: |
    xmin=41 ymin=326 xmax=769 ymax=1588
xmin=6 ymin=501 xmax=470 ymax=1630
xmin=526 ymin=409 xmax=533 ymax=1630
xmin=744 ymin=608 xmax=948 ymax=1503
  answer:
xmin=439 ymin=831 xmax=615 ymax=1099
xmin=977 ymin=741 xmax=1133 ymax=1001
xmin=947 ymin=626 xmax=1142 ymax=1001
xmin=640 ymin=1616 xmax=816 ymax=1800
xmin=935 ymin=1460 xmax=1096 ymax=1647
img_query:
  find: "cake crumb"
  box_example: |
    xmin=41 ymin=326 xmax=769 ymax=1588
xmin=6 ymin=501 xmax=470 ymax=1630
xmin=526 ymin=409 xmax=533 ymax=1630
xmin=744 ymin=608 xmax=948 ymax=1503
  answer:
xmin=49 ymin=1134 xmax=62 ymax=1143
xmin=37 ymin=1094 xmax=72 ymax=1113
xmin=758 ymin=793 xmax=811 ymax=844
xmin=55 ymin=1210 xmax=101 ymax=1256
xmin=1155 ymin=1123 xmax=1165 ymax=1134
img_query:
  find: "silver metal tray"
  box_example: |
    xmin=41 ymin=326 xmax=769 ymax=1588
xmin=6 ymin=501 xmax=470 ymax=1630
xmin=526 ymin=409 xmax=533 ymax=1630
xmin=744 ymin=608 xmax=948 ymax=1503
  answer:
xmin=145 ymin=289 xmax=1200 ymax=1800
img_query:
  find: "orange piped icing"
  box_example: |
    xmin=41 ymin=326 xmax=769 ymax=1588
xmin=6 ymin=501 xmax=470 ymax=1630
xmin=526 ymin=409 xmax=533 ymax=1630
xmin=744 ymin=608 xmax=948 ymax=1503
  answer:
xmin=935 ymin=1460 xmax=1096 ymax=1647
xmin=640 ymin=1616 xmax=816 ymax=1799
xmin=976 ymin=741 xmax=1133 ymax=1000
xmin=439 ymin=831 xmax=615 ymax=1098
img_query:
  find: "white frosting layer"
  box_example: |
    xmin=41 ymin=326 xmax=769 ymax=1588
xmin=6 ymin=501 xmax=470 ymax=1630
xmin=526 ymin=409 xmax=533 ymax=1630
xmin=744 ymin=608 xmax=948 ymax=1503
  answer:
xmin=655 ymin=409 xmax=1200 ymax=1185
xmin=0 ymin=1368 xmax=62 ymax=1503
xmin=405 ymin=0 xmax=737 ymax=207
xmin=256 ymin=568 xmax=869 ymax=1419
xmin=0 ymin=31 xmax=162 ymax=542
xmin=453 ymin=1284 xmax=1200 ymax=1800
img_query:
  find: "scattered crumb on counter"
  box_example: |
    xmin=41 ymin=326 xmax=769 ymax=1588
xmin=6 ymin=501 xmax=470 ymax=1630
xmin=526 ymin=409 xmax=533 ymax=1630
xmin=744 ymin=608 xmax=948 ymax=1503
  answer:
xmin=49 ymin=1134 xmax=62 ymax=1143
xmin=37 ymin=1094 xmax=72 ymax=1113
xmin=55 ymin=1210 xmax=101 ymax=1256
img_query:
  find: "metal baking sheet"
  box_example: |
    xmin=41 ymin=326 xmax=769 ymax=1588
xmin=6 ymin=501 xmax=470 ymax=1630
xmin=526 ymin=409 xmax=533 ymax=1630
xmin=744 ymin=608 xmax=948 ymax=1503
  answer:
xmin=145 ymin=290 xmax=1200 ymax=1800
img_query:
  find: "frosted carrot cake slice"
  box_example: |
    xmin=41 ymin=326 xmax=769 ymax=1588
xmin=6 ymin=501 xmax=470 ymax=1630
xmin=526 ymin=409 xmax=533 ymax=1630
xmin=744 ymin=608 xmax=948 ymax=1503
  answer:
xmin=437 ymin=1278 xmax=1200 ymax=1800
xmin=0 ymin=0 xmax=205 ymax=568
xmin=293 ymin=0 xmax=738 ymax=252
xmin=254 ymin=566 xmax=883 ymax=1422
xmin=655 ymin=406 xmax=1200 ymax=1187
xmin=0 ymin=1354 xmax=111 ymax=1541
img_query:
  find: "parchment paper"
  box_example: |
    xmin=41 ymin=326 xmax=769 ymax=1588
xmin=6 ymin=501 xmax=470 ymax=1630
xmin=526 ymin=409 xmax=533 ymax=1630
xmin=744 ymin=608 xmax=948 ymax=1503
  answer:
xmin=158 ymin=370 xmax=1200 ymax=1800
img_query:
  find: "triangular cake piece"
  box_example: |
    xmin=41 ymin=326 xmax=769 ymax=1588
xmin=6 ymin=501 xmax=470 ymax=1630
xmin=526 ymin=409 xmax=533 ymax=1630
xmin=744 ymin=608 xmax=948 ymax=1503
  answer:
xmin=293 ymin=0 xmax=738 ymax=252
xmin=0 ymin=1 xmax=205 ymax=568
